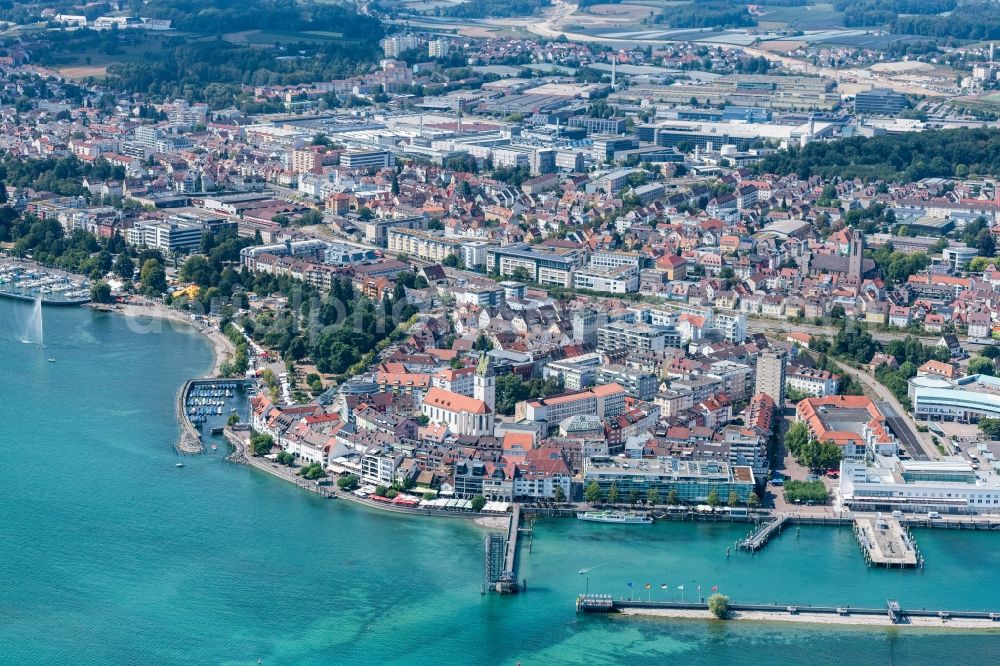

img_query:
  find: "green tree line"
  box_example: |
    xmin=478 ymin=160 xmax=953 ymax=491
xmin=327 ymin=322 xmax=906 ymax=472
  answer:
xmin=756 ymin=128 xmax=1000 ymax=182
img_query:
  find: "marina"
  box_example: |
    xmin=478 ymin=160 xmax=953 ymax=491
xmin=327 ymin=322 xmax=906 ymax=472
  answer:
xmin=177 ymin=379 xmax=254 ymax=453
xmin=0 ymin=262 xmax=90 ymax=305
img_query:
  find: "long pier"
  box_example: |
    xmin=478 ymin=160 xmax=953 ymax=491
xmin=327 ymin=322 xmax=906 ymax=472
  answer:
xmin=576 ymin=595 xmax=1000 ymax=626
xmin=505 ymin=505 xmax=521 ymax=577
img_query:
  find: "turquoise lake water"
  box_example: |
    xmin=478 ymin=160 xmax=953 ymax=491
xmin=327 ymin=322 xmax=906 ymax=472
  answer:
xmin=3 ymin=298 xmax=1000 ymax=665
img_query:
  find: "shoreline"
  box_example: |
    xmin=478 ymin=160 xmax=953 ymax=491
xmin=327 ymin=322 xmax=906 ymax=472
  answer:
xmin=228 ymin=427 xmax=510 ymax=522
xmin=619 ymin=607 xmax=1000 ymax=631
xmin=90 ymin=298 xmax=239 ymax=453
xmin=91 ymin=299 xmax=237 ymax=376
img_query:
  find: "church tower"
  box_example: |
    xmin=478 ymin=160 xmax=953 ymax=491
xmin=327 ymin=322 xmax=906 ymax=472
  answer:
xmin=474 ymin=354 xmax=495 ymax=413
xmin=848 ymin=228 xmax=864 ymax=284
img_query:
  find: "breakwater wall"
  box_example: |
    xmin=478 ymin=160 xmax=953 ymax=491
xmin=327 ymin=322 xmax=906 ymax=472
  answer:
xmin=576 ymin=595 xmax=1000 ymax=627
xmin=175 ymin=380 xmax=203 ymax=455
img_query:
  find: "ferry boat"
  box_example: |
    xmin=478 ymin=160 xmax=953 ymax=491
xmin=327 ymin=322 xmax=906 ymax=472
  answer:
xmin=576 ymin=510 xmax=653 ymax=524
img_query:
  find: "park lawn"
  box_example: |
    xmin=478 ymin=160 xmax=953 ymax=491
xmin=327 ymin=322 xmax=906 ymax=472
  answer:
xmin=54 ymin=35 xmax=167 ymax=79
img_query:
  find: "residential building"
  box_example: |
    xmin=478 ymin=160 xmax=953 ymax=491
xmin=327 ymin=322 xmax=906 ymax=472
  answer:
xmin=596 ymin=364 xmax=659 ymax=400
xmin=573 ymin=265 xmax=639 ymax=293
xmin=486 ymin=244 xmax=580 ymax=287
xmin=583 ymin=456 xmax=756 ymax=504
xmin=543 ymin=353 xmax=603 ymax=390
xmin=518 ymin=383 xmax=626 ymax=425
xmin=597 ymin=320 xmax=669 ymax=354
xmin=754 ymin=348 xmax=787 ymax=405
xmin=787 ymin=365 xmax=839 ymax=397
xmin=387 ymin=227 xmax=463 ymax=263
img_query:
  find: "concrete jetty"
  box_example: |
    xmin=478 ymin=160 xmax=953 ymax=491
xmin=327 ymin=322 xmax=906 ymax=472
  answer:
xmin=175 ymin=380 xmax=203 ymax=454
xmin=854 ymin=517 xmax=920 ymax=568
xmin=576 ymin=595 xmax=1000 ymax=628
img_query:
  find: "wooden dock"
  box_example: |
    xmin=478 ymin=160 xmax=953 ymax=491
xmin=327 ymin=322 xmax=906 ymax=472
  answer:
xmin=854 ymin=517 xmax=921 ymax=568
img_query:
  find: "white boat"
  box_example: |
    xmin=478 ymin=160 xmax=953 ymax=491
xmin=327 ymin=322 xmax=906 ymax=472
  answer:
xmin=576 ymin=510 xmax=653 ymax=524
xmin=175 ymin=462 xmax=185 ymax=468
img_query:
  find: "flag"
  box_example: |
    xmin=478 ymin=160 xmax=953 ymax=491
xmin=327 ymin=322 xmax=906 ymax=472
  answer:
xmin=644 ymin=583 xmax=651 ymax=590
xmin=660 ymin=584 xmax=668 ymax=590
xmin=712 ymin=585 xmax=718 ymax=592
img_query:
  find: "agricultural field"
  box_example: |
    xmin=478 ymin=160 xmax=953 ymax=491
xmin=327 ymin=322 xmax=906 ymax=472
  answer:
xmin=756 ymin=3 xmax=844 ymax=30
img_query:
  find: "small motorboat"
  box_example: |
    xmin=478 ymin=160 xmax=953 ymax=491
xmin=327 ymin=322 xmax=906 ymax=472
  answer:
xmin=175 ymin=462 xmax=185 ymax=468
xmin=211 ymin=444 xmax=218 ymax=451
xmin=47 ymin=358 xmax=56 ymax=363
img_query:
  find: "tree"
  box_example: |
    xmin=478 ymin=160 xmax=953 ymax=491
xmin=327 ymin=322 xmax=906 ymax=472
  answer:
xmin=798 ymin=439 xmax=843 ymax=472
xmin=708 ymin=593 xmax=730 ymax=619
xmin=473 ymin=332 xmax=493 ymax=352
xmin=553 ymin=484 xmax=566 ymax=503
xmin=747 ymin=491 xmax=760 ymax=509
xmin=139 ymin=258 xmax=167 ymax=296
xmin=979 ymin=345 xmax=1000 ymax=360
xmin=783 ymin=480 xmax=829 ymax=503
xmin=646 ymin=487 xmax=660 ymax=506
xmin=584 ymin=481 xmax=603 ymax=504
xmin=666 ymin=489 xmax=680 ymax=506
xmin=627 ymin=489 xmax=640 ymax=506
xmin=979 ymin=418 xmax=1000 ymax=440
xmin=90 ymin=281 xmax=112 ymax=304
xmin=337 ymin=474 xmax=360 ymax=491
xmin=607 ymin=482 xmax=620 ymax=505
xmin=471 ymin=495 xmax=486 ymax=511
xmin=706 ymin=488 xmax=720 ymax=508
xmin=375 ymin=485 xmax=389 ymax=497
xmin=969 ymin=357 xmax=997 ymax=376
xmin=250 ymin=433 xmax=274 ymax=456
xmin=113 ymin=253 xmax=135 ymax=279
xmin=784 ymin=421 xmax=810 ymax=457
xmin=226 ymin=413 xmax=240 ymax=426
xmin=727 ymin=491 xmax=740 ymax=507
